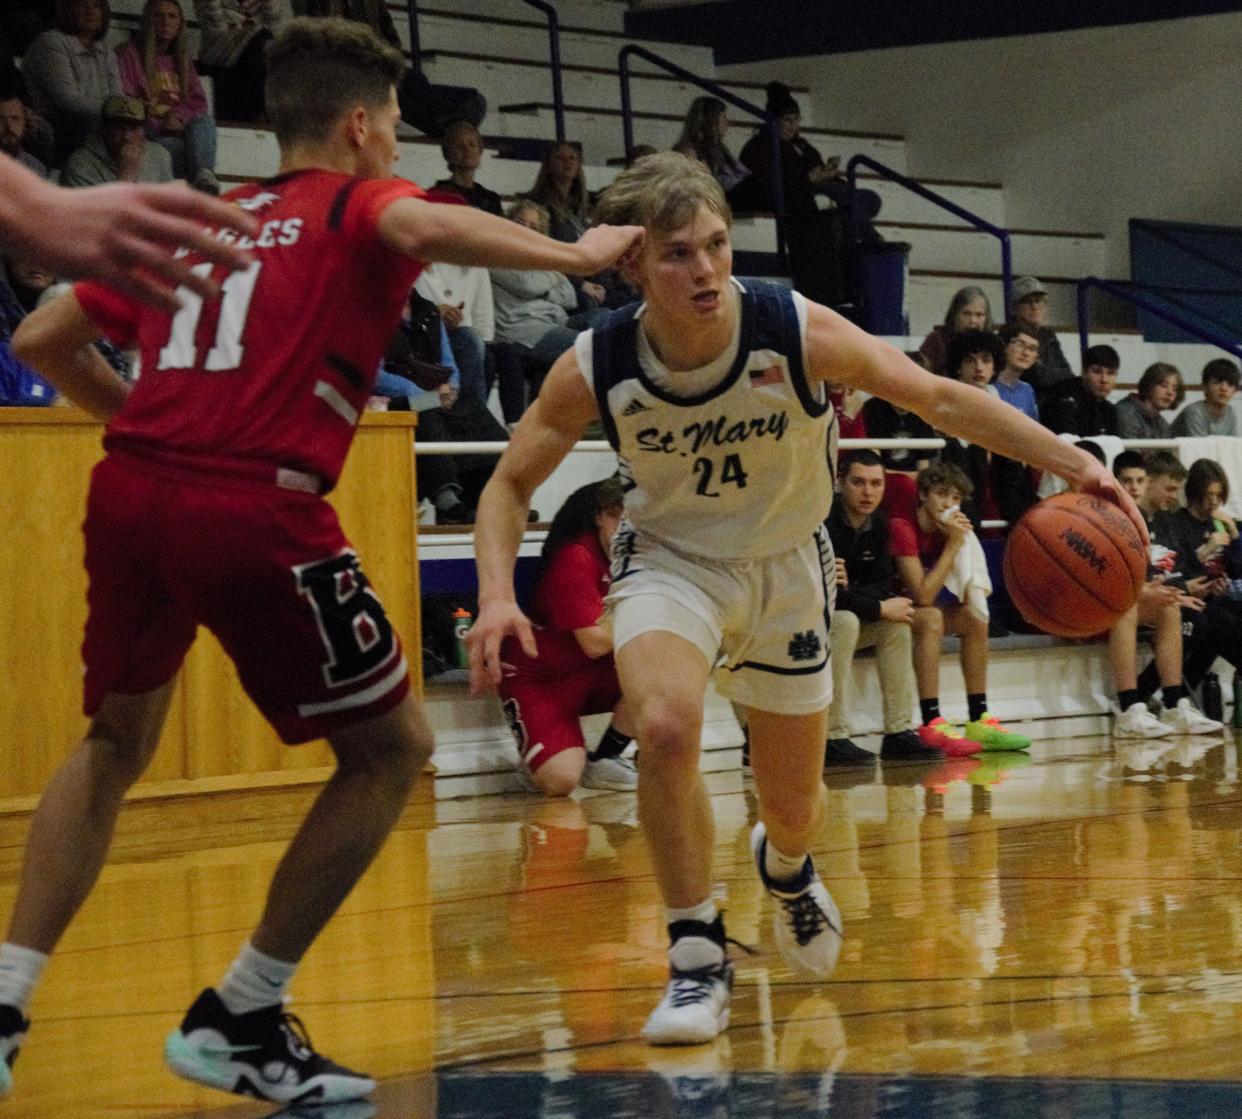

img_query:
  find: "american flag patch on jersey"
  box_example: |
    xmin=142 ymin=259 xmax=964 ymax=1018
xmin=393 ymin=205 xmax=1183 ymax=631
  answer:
xmin=749 ymin=365 xmax=783 ymax=387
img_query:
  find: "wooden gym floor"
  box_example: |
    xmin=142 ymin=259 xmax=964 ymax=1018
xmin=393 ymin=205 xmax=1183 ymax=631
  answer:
xmin=7 ymin=731 xmax=1242 ymax=1118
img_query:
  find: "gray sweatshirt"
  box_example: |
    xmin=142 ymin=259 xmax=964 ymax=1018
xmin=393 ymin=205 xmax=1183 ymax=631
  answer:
xmin=490 ymin=268 xmax=578 ymax=350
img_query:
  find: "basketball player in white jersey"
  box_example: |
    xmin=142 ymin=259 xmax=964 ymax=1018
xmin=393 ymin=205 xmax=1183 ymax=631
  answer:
xmin=468 ymin=152 xmax=1145 ymax=1044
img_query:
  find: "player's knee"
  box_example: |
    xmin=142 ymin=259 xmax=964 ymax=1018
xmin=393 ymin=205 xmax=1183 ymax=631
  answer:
xmin=84 ymin=722 xmax=156 ymax=788
xmin=636 ymin=699 xmax=701 ymax=767
xmin=535 ymin=767 xmax=579 ymax=798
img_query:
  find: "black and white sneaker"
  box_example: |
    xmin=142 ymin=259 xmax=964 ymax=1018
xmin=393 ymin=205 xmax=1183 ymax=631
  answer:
xmin=164 ymin=988 xmax=375 ymax=1104
xmin=642 ymin=921 xmax=734 ymax=1046
xmin=751 ymin=822 xmax=843 ymax=978
xmin=0 ymin=1004 xmax=29 ymax=1099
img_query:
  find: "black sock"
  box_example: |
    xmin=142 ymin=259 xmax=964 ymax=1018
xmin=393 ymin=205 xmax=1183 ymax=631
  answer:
xmin=1119 ymin=688 xmax=1144 ymax=710
xmin=920 ymin=698 xmax=941 ymax=725
xmin=967 ymin=693 xmax=988 ymax=722
xmin=668 ymin=913 xmax=727 ymax=951
xmin=589 ymin=723 xmax=632 ymax=761
xmin=1162 ymin=684 xmax=1188 ymax=708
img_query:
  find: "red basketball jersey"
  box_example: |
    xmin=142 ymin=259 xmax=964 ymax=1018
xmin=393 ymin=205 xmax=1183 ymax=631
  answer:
xmin=75 ymin=170 xmax=427 ymax=490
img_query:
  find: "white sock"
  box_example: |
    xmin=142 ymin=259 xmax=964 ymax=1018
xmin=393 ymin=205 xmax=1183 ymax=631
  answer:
xmin=764 ymin=840 xmax=808 ymax=885
xmin=665 ymin=898 xmax=719 ymax=928
xmin=216 ymin=942 xmax=297 ymax=1016
xmin=0 ymin=944 xmax=48 ymax=1012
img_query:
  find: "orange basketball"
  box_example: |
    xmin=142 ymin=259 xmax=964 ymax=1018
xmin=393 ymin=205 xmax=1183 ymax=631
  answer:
xmin=1003 ymin=492 xmax=1146 ymax=638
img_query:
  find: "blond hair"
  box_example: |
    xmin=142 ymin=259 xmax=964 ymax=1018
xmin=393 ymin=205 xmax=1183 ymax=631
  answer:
xmin=505 ymin=199 xmax=549 ymax=235
xmin=592 ymin=151 xmax=730 ymax=234
xmin=265 ymin=18 xmax=405 ymax=149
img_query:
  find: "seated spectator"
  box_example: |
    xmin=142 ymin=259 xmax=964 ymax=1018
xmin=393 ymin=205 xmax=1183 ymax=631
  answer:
xmin=525 ymin=140 xmax=633 ymax=317
xmin=431 ymin=120 xmax=502 ymax=216
xmin=673 ymin=95 xmax=765 ymax=212
xmin=415 ymin=255 xmax=494 ymax=406
xmin=1039 ymin=344 xmax=1120 ymax=437
xmin=63 ymin=93 xmax=173 ymax=186
xmin=860 ymin=351 xmax=936 ymax=475
xmin=490 ymin=200 xmax=592 ymax=424
xmin=739 ymin=82 xmax=882 ymax=235
xmin=192 ymin=0 xmax=285 ymax=124
xmin=382 ymin=297 xmax=513 ymax=525
xmin=825 ymin=451 xmax=922 ymax=763
xmin=0 ymin=270 xmax=56 ymax=405
xmin=116 ymin=0 xmax=218 ymax=193
xmin=1171 ymin=358 xmax=1239 ymax=437
xmin=938 ymin=329 xmax=1036 ymax=528
xmin=1157 ymin=458 xmax=1237 ymax=584
xmin=1007 ymin=275 xmax=1073 ymax=398
xmin=498 ymin=479 xmax=638 ymax=796
xmin=1116 ymin=362 xmax=1183 ymax=440
xmin=890 ymin=461 xmax=1031 ymax=754
xmin=0 ymin=85 xmax=49 ymax=178
xmin=22 ymin=0 xmax=121 ymax=162
xmin=919 ymin=286 xmax=991 ymax=375
xmin=292 ymin=0 xmax=399 ymax=47
xmin=1111 ymin=452 xmax=1223 ymax=736
xmin=527 ymin=140 xmax=590 ymax=243
xmin=736 ymin=83 xmax=877 ymax=307
xmin=994 ymin=323 xmax=1040 ymax=421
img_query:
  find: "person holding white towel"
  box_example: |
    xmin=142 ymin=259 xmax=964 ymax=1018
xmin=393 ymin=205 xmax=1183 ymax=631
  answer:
xmin=890 ymin=461 xmax=1031 ymax=756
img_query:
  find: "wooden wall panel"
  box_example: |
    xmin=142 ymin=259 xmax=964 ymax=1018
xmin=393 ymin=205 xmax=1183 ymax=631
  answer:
xmin=0 ymin=409 xmax=420 ymax=803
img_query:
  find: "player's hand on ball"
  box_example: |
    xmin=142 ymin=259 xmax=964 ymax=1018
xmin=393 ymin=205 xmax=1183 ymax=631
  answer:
xmin=467 ymin=600 xmax=536 ymax=694
xmin=1073 ymin=460 xmax=1149 ymax=548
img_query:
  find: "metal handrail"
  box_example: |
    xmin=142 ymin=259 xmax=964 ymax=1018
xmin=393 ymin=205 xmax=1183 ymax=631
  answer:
xmin=617 ymin=44 xmax=785 ymax=264
xmin=1076 ymin=276 xmax=1242 ymax=365
xmin=846 ymin=154 xmax=1013 ymax=312
xmin=405 ymin=0 xmax=565 ymax=141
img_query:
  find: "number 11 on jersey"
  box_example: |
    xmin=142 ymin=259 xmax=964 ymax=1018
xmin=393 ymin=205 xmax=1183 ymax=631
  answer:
xmin=157 ymin=261 xmax=262 ymax=373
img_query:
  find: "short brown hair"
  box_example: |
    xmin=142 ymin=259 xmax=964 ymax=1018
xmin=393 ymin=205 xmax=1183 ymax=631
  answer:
xmin=1145 ymin=450 xmax=1187 ymax=482
xmin=265 ymin=18 xmax=405 ymax=149
xmin=592 ymin=151 xmax=730 ymax=235
xmin=918 ymin=460 xmax=974 ymax=501
xmin=1186 ymin=458 xmax=1229 ymax=507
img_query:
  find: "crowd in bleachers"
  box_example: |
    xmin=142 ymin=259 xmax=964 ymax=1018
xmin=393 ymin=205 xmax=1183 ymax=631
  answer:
xmin=4 ymin=1 xmax=1242 ymax=792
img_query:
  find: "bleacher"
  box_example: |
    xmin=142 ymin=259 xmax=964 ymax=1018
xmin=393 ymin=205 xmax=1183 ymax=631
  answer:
xmin=88 ymin=0 xmax=1242 ymax=796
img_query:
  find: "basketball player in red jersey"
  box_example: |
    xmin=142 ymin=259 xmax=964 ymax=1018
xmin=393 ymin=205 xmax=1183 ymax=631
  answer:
xmin=0 ymin=18 xmax=642 ymax=1106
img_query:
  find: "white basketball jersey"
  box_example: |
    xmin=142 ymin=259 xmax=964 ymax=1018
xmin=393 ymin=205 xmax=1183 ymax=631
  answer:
xmin=576 ymin=279 xmax=837 ymax=560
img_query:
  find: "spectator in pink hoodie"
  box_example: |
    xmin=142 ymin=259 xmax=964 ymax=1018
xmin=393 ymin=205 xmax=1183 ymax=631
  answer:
xmin=116 ymin=0 xmax=218 ymax=192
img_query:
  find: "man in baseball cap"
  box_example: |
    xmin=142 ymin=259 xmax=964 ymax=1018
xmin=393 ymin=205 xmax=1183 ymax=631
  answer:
xmin=1008 ymin=274 xmax=1073 ymax=400
xmin=62 ymin=95 xmax=174 ymax=188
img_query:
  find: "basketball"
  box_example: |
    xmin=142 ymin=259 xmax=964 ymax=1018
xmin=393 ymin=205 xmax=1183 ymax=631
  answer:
xmin=1003 ymin=492 xmax=1146 ymax=638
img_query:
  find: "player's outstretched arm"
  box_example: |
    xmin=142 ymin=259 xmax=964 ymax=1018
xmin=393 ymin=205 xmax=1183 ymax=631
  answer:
xmin=12 ymin=294 xmax=130 ymax=422
xmin=0 ymin=154 xmax=259 ymax=312
xmin=468 ymin=351 xmax=601 ymax=694
xmin=803 ymin=300 xmax=1149 ymax=545
xmin=377 ymin=196 xmax=644 ymax=276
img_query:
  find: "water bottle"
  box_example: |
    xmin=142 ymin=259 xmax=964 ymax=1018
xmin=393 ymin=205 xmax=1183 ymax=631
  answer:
xmin=1233 ymin=672 xmax=1242 ymax=729
xmin=452 ymin=607 xmax=472 ymax=670
xmin=1201 ymin=671 xmax=1224 ymax=724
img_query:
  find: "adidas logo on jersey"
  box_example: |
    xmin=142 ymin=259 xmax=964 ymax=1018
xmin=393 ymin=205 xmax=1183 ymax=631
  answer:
xmin=621 ymin=398 xmax=652 ymax=416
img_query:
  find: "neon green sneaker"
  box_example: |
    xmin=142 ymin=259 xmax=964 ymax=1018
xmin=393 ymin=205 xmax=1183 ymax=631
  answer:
xmin=963 ymin=712 xmax=1030 ymax=752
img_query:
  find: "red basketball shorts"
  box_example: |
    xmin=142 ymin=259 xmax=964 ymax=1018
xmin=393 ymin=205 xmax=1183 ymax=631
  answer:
xmin=497 ymin=654 xmax=621 ymax=772
xmin=81 ymin=454 xmax=409 ymax=743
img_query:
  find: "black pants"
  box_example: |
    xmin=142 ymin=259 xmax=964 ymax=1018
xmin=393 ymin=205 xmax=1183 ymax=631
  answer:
xmin=202 ymin=32 xmax=271 ymax=123
xmin=416 ymin=396 xmax=508 ymax=510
